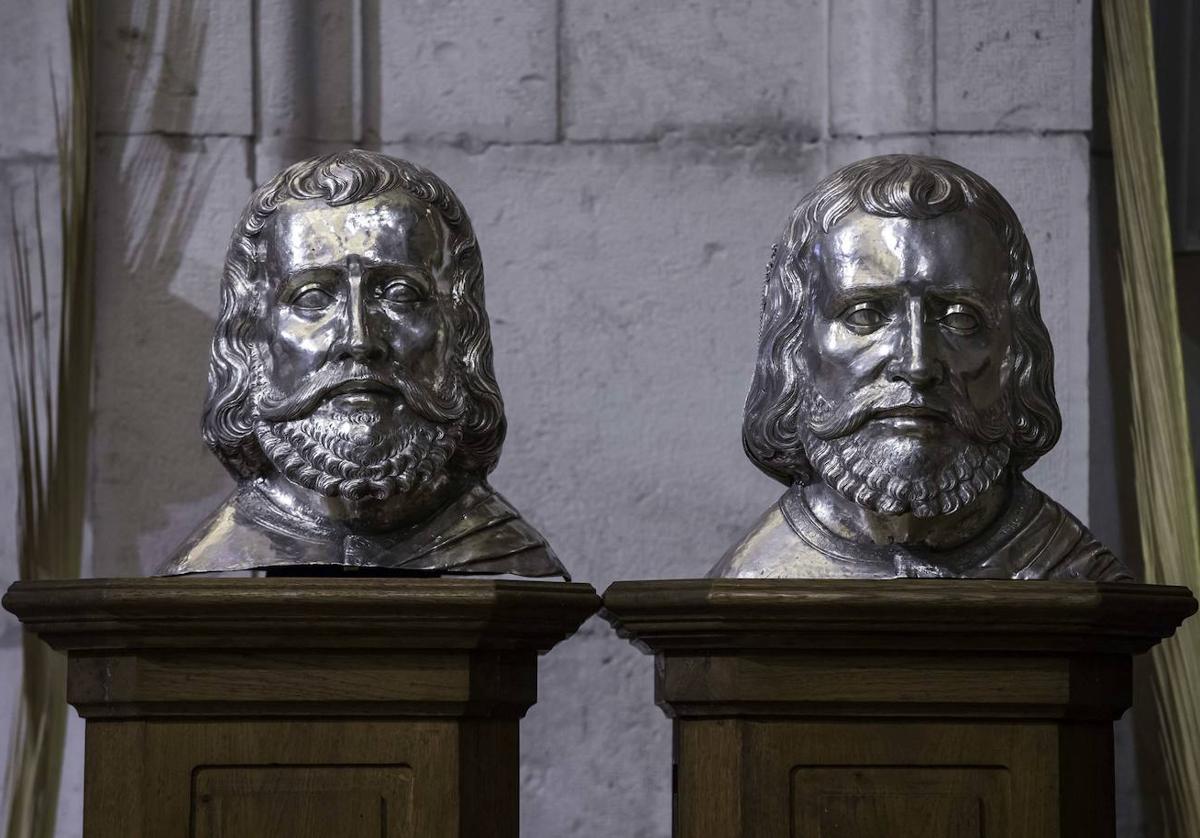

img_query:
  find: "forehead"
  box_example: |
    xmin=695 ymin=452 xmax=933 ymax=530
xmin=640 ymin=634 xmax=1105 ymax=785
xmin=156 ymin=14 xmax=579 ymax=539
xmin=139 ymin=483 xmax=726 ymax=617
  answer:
xmin=262 ymin=189 xmax=448 ymax=275
xmin=812 ymin=210 xmax=1008 ymax=297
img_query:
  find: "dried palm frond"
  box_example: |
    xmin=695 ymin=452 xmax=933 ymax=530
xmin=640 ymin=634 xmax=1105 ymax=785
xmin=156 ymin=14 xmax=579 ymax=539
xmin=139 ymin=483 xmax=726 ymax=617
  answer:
xmin=1100 ymin=1 xmax=1200 ymax=835
xmin=3 ymin=2 xmax=92 ymax=837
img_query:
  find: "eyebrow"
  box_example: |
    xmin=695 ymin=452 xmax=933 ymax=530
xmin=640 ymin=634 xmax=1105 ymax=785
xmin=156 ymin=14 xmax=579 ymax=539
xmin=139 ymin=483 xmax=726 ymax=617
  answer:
xmin=281 ymin=258 xmax=428 ymax=275
xmin=361 ymin=259 xmax=431 ymax=272
xmin=925 ymin=285 xmax=998 ymax=310
xmin=823 ymin=281 xmax=900 ymax=309
xmin=278 ymin=265 xmax=339 ymax=286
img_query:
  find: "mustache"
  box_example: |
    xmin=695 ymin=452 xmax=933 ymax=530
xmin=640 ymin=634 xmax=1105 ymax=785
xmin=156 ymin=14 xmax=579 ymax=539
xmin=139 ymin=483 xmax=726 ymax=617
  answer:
xmin=256 ymin=362 xmax=466 ymax=425
xmin=807 ymin=382 xmax=1010 ymax=443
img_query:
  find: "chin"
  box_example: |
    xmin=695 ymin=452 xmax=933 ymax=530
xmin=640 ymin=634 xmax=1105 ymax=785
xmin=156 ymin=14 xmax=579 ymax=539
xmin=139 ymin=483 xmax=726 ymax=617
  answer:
xmin=846 ymin=426 xmax=969 ymax=481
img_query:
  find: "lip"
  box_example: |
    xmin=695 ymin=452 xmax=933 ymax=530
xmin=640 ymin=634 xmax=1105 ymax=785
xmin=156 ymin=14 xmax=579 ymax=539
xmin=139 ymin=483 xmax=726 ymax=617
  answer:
xmin=872 ymin=405 xmax=949 ymax=422
xmin=321 ymin=379 xmax=396 ymax=405
xmin=325 ymin=379 xmax=396 ymax=398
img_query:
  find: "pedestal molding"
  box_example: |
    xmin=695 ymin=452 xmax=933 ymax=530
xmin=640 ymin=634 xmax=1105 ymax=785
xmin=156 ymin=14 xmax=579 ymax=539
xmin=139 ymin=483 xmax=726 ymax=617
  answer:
xmin=5 ymin=577 xmax=600 ymax=651
xmin=604 ymin=579 xmax=1195 ymax=654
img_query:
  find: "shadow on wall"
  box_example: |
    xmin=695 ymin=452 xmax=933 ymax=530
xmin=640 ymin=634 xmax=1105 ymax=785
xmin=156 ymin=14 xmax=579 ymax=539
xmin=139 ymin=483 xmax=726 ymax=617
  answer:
xmin=96 ymin=0 xmax=209 ymax=136
xmin=90 ymin=1 xmax=233 ymax=577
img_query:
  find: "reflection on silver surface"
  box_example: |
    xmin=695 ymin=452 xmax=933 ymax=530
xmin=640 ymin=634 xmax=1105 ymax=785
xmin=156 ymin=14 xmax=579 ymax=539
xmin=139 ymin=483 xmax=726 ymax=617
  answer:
xmin=161 ymin=150 xmax=565 ymax=578
xmin=714 ymin=155 xmax=1130 ymax=581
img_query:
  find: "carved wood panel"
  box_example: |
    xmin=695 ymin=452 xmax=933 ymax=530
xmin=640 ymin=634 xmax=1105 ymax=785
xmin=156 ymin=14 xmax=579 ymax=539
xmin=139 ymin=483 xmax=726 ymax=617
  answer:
xmin=192 ymin=765 xmax=414 ymax=838
xmin=792 ymin=766 xmax=1009 ymax=837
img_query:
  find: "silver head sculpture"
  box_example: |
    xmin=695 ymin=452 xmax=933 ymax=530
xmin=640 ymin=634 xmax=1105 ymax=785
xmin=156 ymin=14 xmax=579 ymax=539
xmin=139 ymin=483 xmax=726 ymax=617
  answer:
xmin=712 ymin=155 xmax=1131 ymax=581
xmin=161 ymin=149 xmax=566 ymax=578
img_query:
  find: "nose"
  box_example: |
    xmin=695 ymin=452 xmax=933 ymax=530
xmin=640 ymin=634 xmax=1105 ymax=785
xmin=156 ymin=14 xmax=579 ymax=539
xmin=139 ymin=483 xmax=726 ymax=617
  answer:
xmin=886 ymin=300 xmax=943 ymax=389
xmin=334 ymin=260 xmax=388 ymax=363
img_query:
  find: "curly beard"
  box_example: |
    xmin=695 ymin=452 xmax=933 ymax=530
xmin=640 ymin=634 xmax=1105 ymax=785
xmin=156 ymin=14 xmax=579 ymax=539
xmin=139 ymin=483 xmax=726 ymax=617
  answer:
xmin=254 ymin=406 xmax=460 ymax=503
xmin=801 ymin=427 xmax=1010 ymax=518
xmin=800 ymin=385 xmax=1012 ymax=518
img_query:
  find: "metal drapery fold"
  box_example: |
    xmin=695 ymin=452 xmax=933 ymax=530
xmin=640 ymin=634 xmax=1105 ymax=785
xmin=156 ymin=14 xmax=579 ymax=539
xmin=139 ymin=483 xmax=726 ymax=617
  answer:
xmin=3 ymin=2 xmax=93 ymax=837
xmin=1100 ymin=1 xmax=1200 ymax=835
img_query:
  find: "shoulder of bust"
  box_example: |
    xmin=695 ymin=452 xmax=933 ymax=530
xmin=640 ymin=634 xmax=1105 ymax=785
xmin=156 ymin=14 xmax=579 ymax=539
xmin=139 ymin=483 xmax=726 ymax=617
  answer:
xmin=157 ymin=489 xmax=286 ymax=575
xmin=707 ymin=498 xmax=840 ymax=579
xmin=1008 ymin=480 xmax=1134 ymax=582
xmin=159 ymin=483 xmax=569 ymax=579
xmin=394 ymin=484 xmax=569 ymax=579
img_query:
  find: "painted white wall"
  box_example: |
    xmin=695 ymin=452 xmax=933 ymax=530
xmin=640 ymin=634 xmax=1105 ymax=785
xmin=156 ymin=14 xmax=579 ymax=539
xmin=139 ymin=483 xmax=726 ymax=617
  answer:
xmin=0 ymin=2 xmax=1106 ymax=836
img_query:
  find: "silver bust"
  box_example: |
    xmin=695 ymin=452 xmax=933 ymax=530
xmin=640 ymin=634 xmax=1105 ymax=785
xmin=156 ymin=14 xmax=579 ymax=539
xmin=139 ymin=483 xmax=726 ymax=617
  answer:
xmin=712 ymin=155 xmax=1131 ymax=581
xmin=162 ymin=150 xmax=566 ymax=578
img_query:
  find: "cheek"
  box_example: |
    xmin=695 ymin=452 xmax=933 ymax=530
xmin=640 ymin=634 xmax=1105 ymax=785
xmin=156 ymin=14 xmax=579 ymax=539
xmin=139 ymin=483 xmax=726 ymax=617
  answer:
xmin=263 ymin=312 xmax=337 ymax=382
xmin=383 ymin=307 xmax=454 ymax=375
xmin=802 ymin=320 xmax=894 ymax=391
xmin=271 ymin=313 xmax=333 ymax=351
xmin=954 ymin=337 xmax=1010 ymax=402
xmin=386 ymin=310 xmax=442 ymax=355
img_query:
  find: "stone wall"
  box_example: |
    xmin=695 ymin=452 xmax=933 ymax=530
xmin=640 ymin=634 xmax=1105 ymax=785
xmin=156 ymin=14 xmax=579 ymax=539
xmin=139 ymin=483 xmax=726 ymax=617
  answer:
xmin=0 ymin=2 xmax=1107 ymax=835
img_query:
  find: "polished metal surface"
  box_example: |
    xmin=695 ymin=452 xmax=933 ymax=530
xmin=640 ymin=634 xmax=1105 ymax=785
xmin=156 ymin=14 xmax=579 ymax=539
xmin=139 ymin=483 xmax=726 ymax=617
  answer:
xmin=714 ymin=154 xmax=1131 ymax=580
xmin=162 ymin=150 xmax=566 ymax=578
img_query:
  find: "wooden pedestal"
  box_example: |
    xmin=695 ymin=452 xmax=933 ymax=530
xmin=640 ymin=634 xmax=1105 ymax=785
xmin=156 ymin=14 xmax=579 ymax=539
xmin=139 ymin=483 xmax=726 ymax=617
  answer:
xmin=603 ymin=580 xmax=1196 ymax=838
xmin=3 ymin=578 xmax=599 ymax=838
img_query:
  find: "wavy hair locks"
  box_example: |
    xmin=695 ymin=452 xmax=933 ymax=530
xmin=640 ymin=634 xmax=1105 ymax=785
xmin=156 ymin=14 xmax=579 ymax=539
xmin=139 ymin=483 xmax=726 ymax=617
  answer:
xmin=743 ymin=154 xmax=1061 ymax=485
xmin=201 ymin=149 xmax=506 ymax=480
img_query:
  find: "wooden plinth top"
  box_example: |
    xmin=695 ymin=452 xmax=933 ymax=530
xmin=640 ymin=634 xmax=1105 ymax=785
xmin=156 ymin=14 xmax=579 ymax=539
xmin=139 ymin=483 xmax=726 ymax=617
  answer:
xmin=603 ymin=579 xmax=1196 ymax=655
xmin=4 ymin=577 xmax=600 ymax=653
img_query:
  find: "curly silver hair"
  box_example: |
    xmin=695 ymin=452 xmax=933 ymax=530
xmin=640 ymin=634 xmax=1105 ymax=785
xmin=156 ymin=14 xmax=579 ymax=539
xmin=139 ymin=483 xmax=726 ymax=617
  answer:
xmin=202 ymin=149 xmax=506 ymax=480
xmin=743 ymin=154 xmax=1062 ymax=485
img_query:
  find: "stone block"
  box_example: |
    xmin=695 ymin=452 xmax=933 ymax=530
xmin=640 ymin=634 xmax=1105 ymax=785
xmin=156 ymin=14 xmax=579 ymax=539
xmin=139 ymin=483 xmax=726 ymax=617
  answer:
xmin=933 ymin=132 xmax=1091 ymax=516
xmin=95 ymin=0 xmax=253 ymax=136
xmin=383 ymin=139 xmax=825 ymax=582
xmin=831 ymin=0 xmax=933 ymax=136
xmin=258 ymin=0 xmax=360 ymax=143
xmin=936 ymin=0 xmax=1090 ymax=131
xmin=521 ymin=622 xmax=671 ymax=837
xmin=377 ymin=0 xmax=557 ymax=143
xmin=91 ymin=135 xmax=253 ymax=576
xmin=254 ymin=137 xmax=352 ymax=190
xmin=564 ymin=0 xmax=826 ymax=142
xmin=827 ymin=134 xmax=936 ymax=172
xmin=0 ymin=0 xmax=68 ymax=156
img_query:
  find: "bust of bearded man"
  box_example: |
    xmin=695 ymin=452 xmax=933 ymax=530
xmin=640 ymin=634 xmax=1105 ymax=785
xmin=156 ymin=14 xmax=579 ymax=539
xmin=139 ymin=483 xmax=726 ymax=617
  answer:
xmin=712 ymin=154 xmax=1131 ymax=581
xmin=161 ymin=149 xmax=566 ymax=578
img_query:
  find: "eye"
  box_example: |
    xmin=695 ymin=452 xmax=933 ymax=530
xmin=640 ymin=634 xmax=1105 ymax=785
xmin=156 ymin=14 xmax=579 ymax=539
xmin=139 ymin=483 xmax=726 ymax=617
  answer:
xmin=378 ymin=278 xmax=426 ymax=305
xmin=938 ymin=305 xmax=981 ymax=334
xmin=842 ymin=303 xmax=888 ymax=331
xmin=289 ymin=285 xmax=336 ymax=311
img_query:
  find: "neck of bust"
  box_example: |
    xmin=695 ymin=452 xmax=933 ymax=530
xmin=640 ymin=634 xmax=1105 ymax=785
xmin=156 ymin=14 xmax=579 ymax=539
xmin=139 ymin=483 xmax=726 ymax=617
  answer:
xmin=257 ymin=469 xmax=473 ymax=534
xmin=799 ymin=473 xmax=1012 ymax=551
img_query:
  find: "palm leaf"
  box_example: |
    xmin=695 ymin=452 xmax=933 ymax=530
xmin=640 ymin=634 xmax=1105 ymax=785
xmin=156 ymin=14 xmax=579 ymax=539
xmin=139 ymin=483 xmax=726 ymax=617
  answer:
xmin=3 ymin=2 xmax=92 ymax=837
xmin=1100 ymin=1 xmax=1200 ymax=836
